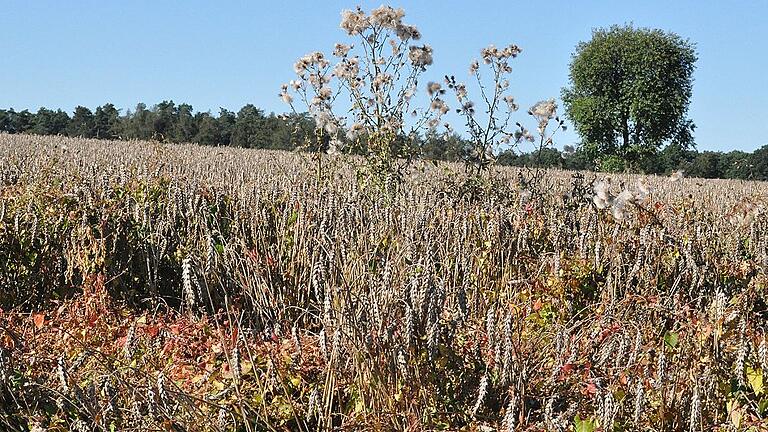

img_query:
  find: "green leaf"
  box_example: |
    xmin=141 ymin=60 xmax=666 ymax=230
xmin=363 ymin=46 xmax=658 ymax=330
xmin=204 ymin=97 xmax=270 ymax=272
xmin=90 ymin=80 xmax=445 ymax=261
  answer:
xmin=574 ymin=415 xmax=596 ymax=432
xmin=747 ymin=367 xmax=764 ymax=396
xmin=758 ymin=399 xmax=768 ymax=415
xmin=354 ymin=397 xmax=365 ymax=413
xmin=287 ymin=210 xmax=299 ymax=227
xmin=290 ymin=376 xmax=302 ymax=388
xmin=664 ymin=331 xmax=679 ymax=349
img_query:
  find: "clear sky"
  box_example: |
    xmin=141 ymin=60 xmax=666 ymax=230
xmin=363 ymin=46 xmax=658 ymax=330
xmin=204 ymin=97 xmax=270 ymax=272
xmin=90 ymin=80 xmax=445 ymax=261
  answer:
xmin=1 ymin=1 xmax=766 ymax=152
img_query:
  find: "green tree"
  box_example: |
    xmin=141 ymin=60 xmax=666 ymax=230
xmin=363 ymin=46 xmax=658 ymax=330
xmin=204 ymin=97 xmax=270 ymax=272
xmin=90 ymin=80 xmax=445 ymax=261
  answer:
xmin=125 ymin=103 xmax=154 ymax=140
xmin=232 ymin=104 xmax=267 ymax=148
xmin=31 ymin=108 xmax=70 ymax=135
xmin=498 ymin=148 xmax=567 ymax=169
xmin=420 ymin=132 xmax=464 ymax=162
xmin=720 ymin=150 xmax=753 ymax=179
xmin=658 ymin=142 xmax=695 ymax=174
xmin=751 ymin=145 xmax=768 ymax=181
xmin=94 ymin=104 xmax=121 ymax=139
xmin=217 ymin=108 xmax=236 ymax=145
xmin=562 ymin=24 xmax=697 ymax=171
xmin=687 ymin=151 xmax=722 ymax=179
xmin=152 ymin=100 xmax=177 ymax=141
xmin=0 ymin=110 xmax=11 ymax=132
xmin=173 ymin=103 xmax=196 ymax=143
xmin=563 ymin=147 xmax=594 ymax=171
xmin=263 ymin=114 xmax=291 ymax=150
xmin=1 ymin=109 xmax=33 ymax=134
xmin=193 ymin=112 xmax=221 ymax=146
xmin=67 ymin=106 xmax=96 ymax=138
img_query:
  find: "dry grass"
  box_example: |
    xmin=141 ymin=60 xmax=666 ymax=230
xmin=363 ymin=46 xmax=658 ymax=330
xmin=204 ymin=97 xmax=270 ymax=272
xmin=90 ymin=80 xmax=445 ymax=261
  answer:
xmin=0 ymin=133 xmax=767 ymax=431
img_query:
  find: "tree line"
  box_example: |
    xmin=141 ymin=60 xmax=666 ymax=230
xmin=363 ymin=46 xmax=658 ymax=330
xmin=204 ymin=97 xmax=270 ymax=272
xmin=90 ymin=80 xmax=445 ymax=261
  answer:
xmin=497 ymin=144 xmax=768 ymax=181
xmin=1 ymin=101 xmax=766 ymax=180
xmin=0 ymin=102 xmax=317 ymax=150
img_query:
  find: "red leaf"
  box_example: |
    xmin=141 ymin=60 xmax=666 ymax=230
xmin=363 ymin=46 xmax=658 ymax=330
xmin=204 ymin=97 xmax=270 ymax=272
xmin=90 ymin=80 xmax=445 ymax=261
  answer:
xmin=2 ymin=334 xmax=14 ymax=349
xmin=33 ymin=313 xmax=45 ymax=329
xmin=559 ymin=363 xmax=575 ymax=380
xmin=533 ymin=299 xmax=543 ymax=312
xmin=145 ymin=325 xmax=159 ymax=338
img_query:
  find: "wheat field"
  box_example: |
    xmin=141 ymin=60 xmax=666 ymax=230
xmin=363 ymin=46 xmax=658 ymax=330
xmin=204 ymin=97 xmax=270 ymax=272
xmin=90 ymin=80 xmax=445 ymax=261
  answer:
xmin=0 ymin=133 xmax=767 ymax=431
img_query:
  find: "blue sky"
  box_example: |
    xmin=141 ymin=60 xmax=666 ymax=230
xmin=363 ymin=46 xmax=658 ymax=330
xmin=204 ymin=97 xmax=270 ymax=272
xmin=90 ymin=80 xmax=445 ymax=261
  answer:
xmin=1 ymin=1 xmax=766 ymax=152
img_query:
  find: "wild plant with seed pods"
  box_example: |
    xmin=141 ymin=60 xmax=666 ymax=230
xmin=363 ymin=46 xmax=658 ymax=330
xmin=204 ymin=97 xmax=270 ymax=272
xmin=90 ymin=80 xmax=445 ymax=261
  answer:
xmin=441 ymin=45 xmax=567 ymax=202
xmin=281 ymin=5 xmax=447 ymax=196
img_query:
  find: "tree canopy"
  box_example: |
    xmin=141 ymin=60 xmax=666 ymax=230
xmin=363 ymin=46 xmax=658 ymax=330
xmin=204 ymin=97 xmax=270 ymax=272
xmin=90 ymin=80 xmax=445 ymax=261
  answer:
xmin=562 ymin=24 xmax=697 ymax=171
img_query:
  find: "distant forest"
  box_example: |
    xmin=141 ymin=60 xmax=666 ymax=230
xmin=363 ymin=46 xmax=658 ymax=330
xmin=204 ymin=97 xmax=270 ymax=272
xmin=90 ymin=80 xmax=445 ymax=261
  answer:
xmin=1 ymin=101 xmax=766 ymax=180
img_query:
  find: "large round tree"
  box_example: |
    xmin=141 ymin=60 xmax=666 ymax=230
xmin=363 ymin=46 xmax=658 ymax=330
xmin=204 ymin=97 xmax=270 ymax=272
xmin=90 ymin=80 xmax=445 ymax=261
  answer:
xmin=562 ymin=25 xmax=697 ymax=172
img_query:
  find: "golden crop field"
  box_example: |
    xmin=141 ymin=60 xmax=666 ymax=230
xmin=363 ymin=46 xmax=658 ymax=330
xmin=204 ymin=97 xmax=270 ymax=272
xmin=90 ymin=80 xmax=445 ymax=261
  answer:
xmin=1 ymin=133 xmax=767 ymax=431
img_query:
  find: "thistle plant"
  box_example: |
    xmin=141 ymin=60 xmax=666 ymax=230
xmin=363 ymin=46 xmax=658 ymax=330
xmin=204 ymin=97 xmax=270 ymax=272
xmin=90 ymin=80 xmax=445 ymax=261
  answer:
xmin=445 ymin=44 xmax=524 ymax=175
xmin=444 ymin=44 xmax=566 ymax=197
xmin=281 ymin=5 xmax=447 ymax=195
